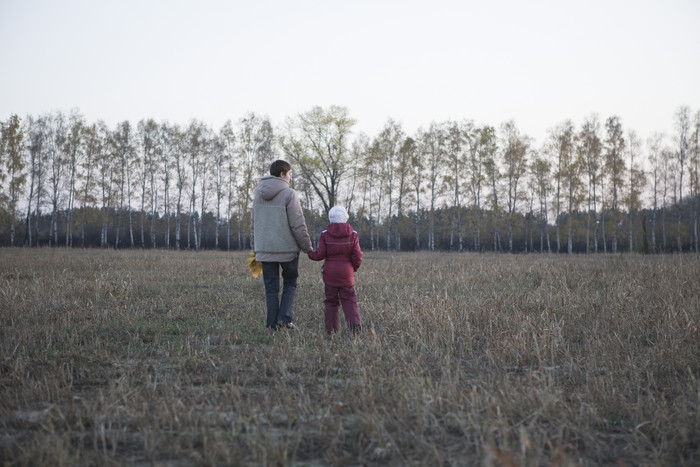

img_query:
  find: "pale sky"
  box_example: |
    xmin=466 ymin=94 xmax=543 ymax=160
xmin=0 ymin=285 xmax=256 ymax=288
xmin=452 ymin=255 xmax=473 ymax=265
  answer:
xmin=1 ymin=0 xmax=698 ymax=146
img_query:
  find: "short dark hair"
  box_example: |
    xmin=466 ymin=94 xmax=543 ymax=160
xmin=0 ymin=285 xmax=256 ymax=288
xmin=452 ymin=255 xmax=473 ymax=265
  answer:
xmin=269 ymin=160 xmax=292 ymax=177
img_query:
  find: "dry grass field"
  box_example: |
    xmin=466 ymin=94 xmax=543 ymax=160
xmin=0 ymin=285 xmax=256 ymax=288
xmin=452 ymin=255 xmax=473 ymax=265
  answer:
xmin=0 ymin=249 xmax=698 ymax=466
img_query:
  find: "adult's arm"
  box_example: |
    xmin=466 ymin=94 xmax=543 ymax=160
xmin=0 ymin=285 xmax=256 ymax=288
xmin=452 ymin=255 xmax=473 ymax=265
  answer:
xmin=286 ymin=190 xmax=312 ymax=253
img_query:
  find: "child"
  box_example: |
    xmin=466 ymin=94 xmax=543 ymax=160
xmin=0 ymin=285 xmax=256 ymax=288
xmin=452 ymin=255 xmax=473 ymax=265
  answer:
xmin=307 ymin=206 xmax=363 ymax=334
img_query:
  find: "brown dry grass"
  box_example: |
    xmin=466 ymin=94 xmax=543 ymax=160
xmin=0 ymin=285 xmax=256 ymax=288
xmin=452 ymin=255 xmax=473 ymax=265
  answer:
xmin=0 ymin=249 xmax=698 ymax=466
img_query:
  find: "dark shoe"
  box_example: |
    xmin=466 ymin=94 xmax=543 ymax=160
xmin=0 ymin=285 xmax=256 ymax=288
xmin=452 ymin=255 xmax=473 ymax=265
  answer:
xmin=277 ymin=322 xmax=298 ymax=330
xmin=349 ymin=323 xmax=362 ymax=335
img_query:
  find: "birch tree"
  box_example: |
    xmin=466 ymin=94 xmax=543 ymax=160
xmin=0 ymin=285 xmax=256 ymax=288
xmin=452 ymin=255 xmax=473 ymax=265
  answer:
xmin=547 ymin=121 xmax=575 ymax=252
xmin=531 ymin=155 xmax=552 ymax=252
xmin=198 ymin=128 xmax=214 ymax=250
xmin=467 ymin=126 xmax=490 ymax=251
xmin=137 ymin=119 xmax=159 ymax=248
xmin=360 ymin=138 xmax=384 ymax=250
xmin=412 ymin=130 xmax=426 ymax=250
xmin=64 ymin=111 xmax=84 ymax=247
xmin=23 ymin=116 xmax=46 ymax=246
xmin=480 ymin=126 xmax=501 ymax=251
xmin=237 ymin=113 xmax=273 ymax=249
xmin=46 ymin=111 xmax=67 ymax=246
xmin=501 ymin=121 xmax=529 ymax=253
xmin=604 ymin=116 xmax=626 ymax=253
xmin=170 ymin=124 xmax=187 ymax=250
xmin=578 ymin=115 xmax=602 ymax=253
xmin=97 ymin=122 xmax=115 ymax=247
xmin=625 ymin=130 xmax=646 ymax=252
xmin=180 ymin=120 xmax=212 ymax=250
xmin=1 ymin=115 xmax=26 ymax=246
xmin=647 ymin=132 xmax=664 ymax=253
xmin=113 ymin=121 xmax=136 ymax=248
xmin=353 ymin=134 xmax=378 ymax=249
xmin=661 ymin=147 xmax=675 ymax=251
xmin=443 ymin=120 xmax=470 ymax=251
xmin=218 ymin=121 xmax=238 ymax=249
xmin=160 ymin=123 xmax=178 ymax=249
xmin=375 ymin=119 xmax=403 ymax=250
xmin=673 ymin=106 xmax=691 ymax=251
xmin=79 ymin=123 xmax=101 ymax=247
xmin=343 ymin=135 xmax=363 ymax=216
xmin=214 ymin=121 xmax=235 ymax=250
xmin=691 ymin=111 xmax=700 ymax=253
xmin=395 ymin=135 xmax=418 ymax=250
xmin=421 ymin=122 xmax=447 ymax=251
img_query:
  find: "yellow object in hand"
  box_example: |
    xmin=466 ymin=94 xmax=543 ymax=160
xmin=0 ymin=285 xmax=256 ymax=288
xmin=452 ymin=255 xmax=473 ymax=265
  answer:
xmin=247 ymin=252 xmax=262 ymax=278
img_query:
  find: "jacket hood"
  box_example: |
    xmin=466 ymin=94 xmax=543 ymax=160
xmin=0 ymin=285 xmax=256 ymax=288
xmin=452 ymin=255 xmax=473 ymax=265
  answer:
xmin=258 ymin=175 xmax=290 ymax=201
xmin=326 ymin=222 xmax=354 ymax=238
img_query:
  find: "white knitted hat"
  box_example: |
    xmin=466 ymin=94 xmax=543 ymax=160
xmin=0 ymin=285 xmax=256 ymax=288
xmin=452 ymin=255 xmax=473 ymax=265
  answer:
xmin=328 ymin=206 xmax=349 ymax=223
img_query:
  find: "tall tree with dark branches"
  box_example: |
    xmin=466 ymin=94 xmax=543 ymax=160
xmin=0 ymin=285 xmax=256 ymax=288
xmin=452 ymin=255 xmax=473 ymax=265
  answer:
xmin=280 ymin=106 xmax=355 ymax=215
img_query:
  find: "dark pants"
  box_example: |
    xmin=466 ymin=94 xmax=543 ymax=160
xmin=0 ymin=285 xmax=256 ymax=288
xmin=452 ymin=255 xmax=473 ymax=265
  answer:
xmin=262 ymin=257 xmax=299 ymax=329
xmin=324 ymin=284 xmax=361 ymax=334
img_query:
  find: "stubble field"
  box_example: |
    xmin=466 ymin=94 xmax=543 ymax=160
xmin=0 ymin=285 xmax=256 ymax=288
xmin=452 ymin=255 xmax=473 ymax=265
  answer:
xmin=0 ymin=248 xmax=698 ymax=466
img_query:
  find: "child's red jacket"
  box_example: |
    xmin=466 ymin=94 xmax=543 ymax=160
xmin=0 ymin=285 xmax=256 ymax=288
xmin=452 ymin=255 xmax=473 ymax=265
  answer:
xmin=307 ymin=223 xmax=362 ymax=287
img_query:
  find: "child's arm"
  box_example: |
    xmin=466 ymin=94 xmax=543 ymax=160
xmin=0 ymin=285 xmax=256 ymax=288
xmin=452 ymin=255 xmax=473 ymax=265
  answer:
xmin=307 ymin=234 xmax=327 ymax=261
xmin=351 ymin=232 xmax=363 ymax=271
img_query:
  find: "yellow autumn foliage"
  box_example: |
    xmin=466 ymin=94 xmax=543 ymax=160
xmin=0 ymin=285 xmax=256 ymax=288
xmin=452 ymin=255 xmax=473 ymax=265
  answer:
xmin=247 ymin=252 xmax=262 ymax=278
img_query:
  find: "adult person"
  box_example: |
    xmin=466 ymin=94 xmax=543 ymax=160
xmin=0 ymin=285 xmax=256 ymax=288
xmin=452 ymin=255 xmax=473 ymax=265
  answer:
xmin=251 ymin=160 xmax=313 ymax=330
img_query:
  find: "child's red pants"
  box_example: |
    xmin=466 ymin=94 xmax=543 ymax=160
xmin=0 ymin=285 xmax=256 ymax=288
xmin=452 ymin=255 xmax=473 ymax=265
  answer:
xmin=323 ymin=284 xmax=361 ymax=333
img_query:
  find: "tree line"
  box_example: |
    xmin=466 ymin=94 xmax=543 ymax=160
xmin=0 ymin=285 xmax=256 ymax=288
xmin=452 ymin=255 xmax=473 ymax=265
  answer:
xmin=1 ymin=105 xmax=699 ymax=253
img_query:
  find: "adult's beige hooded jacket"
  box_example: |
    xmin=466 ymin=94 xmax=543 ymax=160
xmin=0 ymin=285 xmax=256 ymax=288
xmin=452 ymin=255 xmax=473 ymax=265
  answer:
xmin=251 ymin=175 xmax=312 ymax=262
